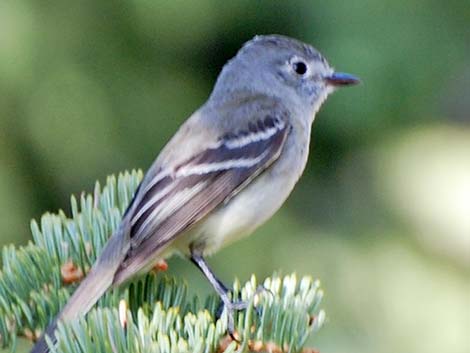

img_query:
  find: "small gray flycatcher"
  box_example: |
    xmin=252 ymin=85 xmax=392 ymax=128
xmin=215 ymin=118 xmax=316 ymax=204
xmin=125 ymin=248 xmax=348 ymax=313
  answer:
xmin=32 ymin=34 xmax=359 ymax=352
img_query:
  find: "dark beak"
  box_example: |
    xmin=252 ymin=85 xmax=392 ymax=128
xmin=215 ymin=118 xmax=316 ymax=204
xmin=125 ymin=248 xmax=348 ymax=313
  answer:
xmin=325 ymin=72 xmax=360 ymax=87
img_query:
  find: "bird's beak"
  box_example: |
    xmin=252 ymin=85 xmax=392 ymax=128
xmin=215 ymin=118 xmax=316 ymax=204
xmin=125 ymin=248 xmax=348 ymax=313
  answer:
xmin=325 ymin=72 xmax=360 ymax=87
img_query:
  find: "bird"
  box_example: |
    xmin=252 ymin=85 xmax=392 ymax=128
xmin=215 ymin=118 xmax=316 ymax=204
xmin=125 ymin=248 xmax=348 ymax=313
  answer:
xmin=31 ymin=34 xmax=359 ymax=352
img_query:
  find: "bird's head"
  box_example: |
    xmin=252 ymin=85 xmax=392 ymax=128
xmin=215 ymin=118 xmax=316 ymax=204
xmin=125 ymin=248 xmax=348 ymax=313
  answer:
xmin=212 ymin=34 xmax=360 ymax=119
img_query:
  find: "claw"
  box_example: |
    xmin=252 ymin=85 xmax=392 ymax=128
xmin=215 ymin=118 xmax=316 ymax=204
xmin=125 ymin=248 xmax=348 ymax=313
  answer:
xmin=190 ymin=253 xmax=262 ymax=340
xmin=255 ymin=284 xmax=274 ymax=299
xmin=216 ymin=287 xmax=267 ymax=324
xmin=220 ymin=297 xmax=248 ymax=338
xmin=229 ymin=330 xmax=240 ymax=343
xmin=251 ymin=285 xmax=274 ymax=317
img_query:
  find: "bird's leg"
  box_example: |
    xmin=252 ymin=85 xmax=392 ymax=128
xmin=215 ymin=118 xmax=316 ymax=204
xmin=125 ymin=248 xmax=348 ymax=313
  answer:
xmin=190 ymin=252 xmax=248 ymax=337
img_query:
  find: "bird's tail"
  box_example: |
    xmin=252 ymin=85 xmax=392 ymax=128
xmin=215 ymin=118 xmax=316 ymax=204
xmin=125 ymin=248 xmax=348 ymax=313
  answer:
xmin=31 ymin=225 xmax=129 ymax=353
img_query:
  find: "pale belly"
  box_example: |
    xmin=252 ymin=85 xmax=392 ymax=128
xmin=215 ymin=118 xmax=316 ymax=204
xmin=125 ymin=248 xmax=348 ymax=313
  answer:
xmin=193 ymin=173 xmax=294 ymax=255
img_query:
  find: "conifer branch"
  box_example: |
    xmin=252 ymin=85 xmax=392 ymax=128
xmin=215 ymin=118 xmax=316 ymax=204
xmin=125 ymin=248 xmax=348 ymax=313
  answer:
xmin=0 ymin=171 xmax=325 ymax=352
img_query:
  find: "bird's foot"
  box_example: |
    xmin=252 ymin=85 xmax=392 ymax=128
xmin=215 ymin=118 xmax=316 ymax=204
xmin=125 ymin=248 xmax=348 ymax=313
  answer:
xmin=216 ymin=293 xmax=248 ymax=319
xmin=220 ymin=297 xmax=249 ymax=341
xmin=189 ymin=253 xmax=275 ymax=340
xmin=219 ymin=285 xmax=273 ymax=338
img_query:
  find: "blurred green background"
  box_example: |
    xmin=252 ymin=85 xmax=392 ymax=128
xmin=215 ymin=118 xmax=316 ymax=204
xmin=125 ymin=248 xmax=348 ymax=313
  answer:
xmin=0 ymin=0 xmax=468 ymax=352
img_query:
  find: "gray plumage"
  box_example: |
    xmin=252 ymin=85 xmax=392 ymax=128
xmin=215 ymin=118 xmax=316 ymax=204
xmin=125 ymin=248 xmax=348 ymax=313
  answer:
xmin=31 ymin=34 xmax=358 ymax=353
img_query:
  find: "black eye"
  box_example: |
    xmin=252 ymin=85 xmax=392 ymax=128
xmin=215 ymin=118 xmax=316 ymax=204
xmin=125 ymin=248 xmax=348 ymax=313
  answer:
xmin=292 ymin=61 xmax=308 ymax=75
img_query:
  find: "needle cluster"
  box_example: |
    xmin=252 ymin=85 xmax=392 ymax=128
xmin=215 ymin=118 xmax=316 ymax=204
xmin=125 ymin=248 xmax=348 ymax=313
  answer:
xmin=0 ymin=171 xmax=324 ymax=352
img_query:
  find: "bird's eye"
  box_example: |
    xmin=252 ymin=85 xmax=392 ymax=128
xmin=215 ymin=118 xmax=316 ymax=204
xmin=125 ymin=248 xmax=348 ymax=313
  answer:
xmin=292 ymin=61 xmax=308 ymax=75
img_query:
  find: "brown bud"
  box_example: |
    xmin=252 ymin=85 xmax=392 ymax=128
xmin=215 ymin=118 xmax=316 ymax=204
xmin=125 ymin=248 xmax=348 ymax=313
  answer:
xmin=61 ymin=261 xmax=84 ymax=284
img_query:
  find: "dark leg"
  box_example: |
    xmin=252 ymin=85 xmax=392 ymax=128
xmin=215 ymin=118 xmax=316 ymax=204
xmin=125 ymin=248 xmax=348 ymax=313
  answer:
xmin=190 ymin=251 xmax=248 ymax=337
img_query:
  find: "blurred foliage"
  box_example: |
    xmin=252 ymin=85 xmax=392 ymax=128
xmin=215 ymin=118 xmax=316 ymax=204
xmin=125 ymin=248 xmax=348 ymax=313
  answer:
xmin=0 ymin=0 xmax=468 ymax=353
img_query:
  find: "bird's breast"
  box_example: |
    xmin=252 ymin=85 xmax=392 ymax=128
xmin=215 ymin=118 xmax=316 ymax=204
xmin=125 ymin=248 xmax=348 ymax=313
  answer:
xmin=188 ymin=124 xmax=311 ymax=256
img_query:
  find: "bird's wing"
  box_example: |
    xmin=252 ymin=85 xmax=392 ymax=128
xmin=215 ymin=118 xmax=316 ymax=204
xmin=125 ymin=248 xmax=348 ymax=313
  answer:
xmin=113 ymin=113 xmax=290 ymax=284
